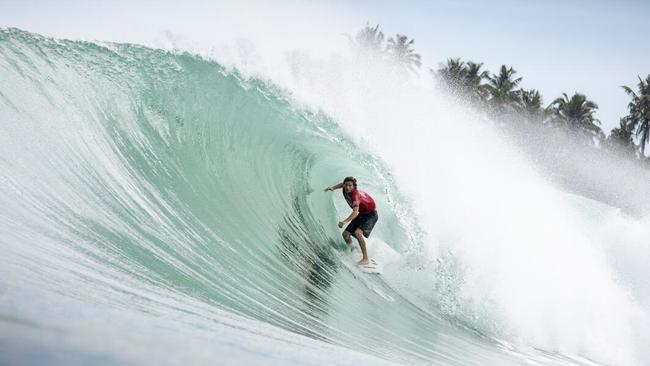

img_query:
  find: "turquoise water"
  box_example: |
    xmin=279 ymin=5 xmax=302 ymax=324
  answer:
xmin=0 ymin=29 xmax=647 ymax=366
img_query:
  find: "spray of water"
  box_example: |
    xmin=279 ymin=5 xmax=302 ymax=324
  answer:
xmin=194 ymin=32 xmax=650 ymax=365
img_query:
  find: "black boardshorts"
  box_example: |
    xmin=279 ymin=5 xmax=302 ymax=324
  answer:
xmin=344 ymin=210 xmax=378 ymax=238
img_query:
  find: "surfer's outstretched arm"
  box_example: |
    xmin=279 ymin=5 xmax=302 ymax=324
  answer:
xmin=324 ymin=182 xmax=344 ymax=192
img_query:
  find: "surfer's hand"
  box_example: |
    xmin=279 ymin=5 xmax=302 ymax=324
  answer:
xmin=338 ymin=221 xmax=345 ymax=228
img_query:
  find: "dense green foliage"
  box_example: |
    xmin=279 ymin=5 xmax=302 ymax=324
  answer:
xmin=348 ymin=25 xmax=650 ymax=162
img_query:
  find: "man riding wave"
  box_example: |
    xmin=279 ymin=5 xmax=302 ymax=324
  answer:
xmin=324 ymin=176 xmax=378 ymax=266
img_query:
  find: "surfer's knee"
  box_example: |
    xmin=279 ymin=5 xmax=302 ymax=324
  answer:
xmin=342 ymin=231 xmax=350 ymax=239
xmin=354 ymin=228 xmax=364 ymax=239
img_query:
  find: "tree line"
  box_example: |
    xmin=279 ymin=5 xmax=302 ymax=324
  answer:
xmin=348 ymin=25 xmax=650 ymax=161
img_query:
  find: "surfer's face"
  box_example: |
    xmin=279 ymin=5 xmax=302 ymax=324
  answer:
xmin=344 ymin=181 xmax=355 ymax=193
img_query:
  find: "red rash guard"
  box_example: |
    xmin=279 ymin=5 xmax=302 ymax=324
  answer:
xmin=344 ymin=189 xmax=376 ymax=214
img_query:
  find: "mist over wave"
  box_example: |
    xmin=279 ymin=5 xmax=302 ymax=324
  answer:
xmin=1 ymin=27 xmax=648 ymax=366
xmin=202 ymin=26 xmax=650 ymax=365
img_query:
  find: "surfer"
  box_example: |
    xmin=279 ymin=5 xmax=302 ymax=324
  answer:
xmin=324 ymin=177 xmax=378 ymax=266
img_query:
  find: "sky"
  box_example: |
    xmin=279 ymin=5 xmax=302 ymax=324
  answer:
xmin=1 ymin=0 xmax=647 ymax=132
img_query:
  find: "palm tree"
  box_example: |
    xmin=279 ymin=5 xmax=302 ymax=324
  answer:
xmin=386 ymin=34 xmax=421 ymax=73
xmin=622 ymin=74 xmax=650 ymax=155
xmin=436 ymin=58 xmax=467 ymax=90
xmin=485 ymin=65 xmax=523 ymax=114
xmin=516 ymin=89 xmax=547 ymax=124
xmin=606 ymin=117 xmax=636 ymax=154
xmin=346 ymin=24 xmax=385 ymax=56
xmin=465 ymin=62 xmax=487 ymax=92
xmin=549 ymin=92 xmax=603 ymax=144
xmin=435 ymin=58 xmax=488 ymax=103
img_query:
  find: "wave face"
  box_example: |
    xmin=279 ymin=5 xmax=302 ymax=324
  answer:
xmin=1 ymin=29 xmax=648 ymax=366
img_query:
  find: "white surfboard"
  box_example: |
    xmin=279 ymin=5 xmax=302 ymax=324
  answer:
xmin=341 ymin=255 xmax=393 ymax=301
xmin=348 ymin=236 xmax=401 ymax=274
xmin=358 ymin=258 xmax=382 ymax=275
xmin=347 ymin=246 xmax=382 ymax=274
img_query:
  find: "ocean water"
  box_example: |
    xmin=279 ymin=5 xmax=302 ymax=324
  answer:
xmin=1 ymin=28 xmax=648 ymax=365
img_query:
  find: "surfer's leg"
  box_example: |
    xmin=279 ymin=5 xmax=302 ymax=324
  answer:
xmin=342 ymin=230 xmax=354 ymax=250
xmin=354 ymin=228 xmax=369 ymax=265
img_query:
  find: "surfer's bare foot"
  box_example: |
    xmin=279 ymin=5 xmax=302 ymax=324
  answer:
xmin=357 ymin=258 xmax=369 ymax=266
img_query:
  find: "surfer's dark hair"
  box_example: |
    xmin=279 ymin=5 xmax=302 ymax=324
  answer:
xmin=343 ymin=176 xmax=357 ymax=188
